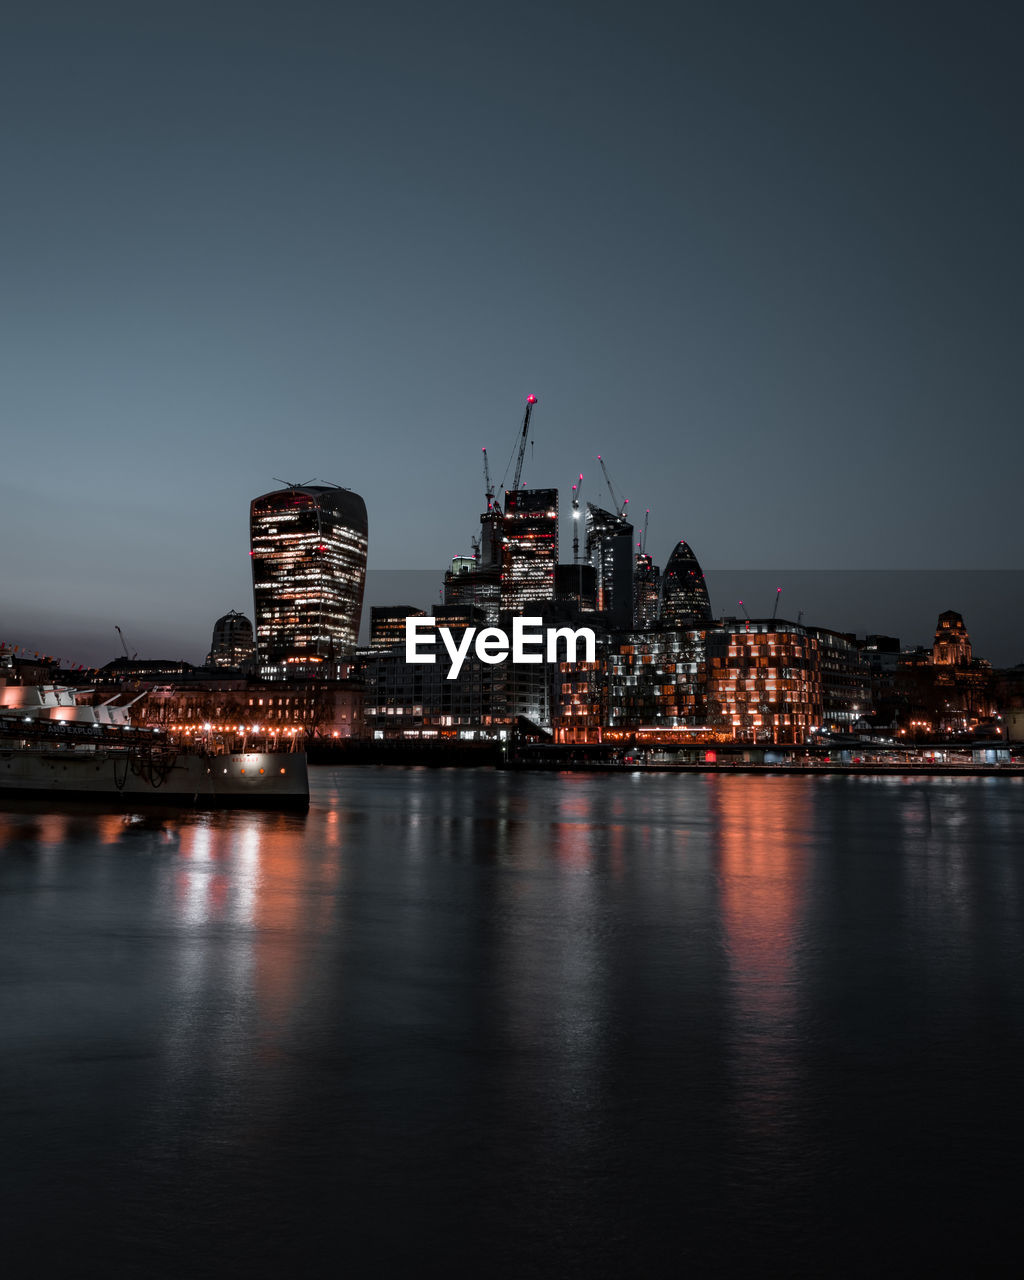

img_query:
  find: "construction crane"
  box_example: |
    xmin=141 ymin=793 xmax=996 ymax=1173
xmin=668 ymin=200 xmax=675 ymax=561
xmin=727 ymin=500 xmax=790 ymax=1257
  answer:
xmin=771 ymin=587 xmax=783 ymax=619
xmin=115 ymin=625 xmax=137 ymax=660
xmin=738 ymin=600 xmax=751 ymax=621
xmin=571 ymin=473 xmax=584 ymax=564
xmin=481 ymin=447 xmax=499 ymax=513
xmin=641 ymin=509 xmax=650 ymax=554
xmin=509 ymin=394 xmax=538 ymax=492
xmin=596 ymin=455 xmax=628 ymax=519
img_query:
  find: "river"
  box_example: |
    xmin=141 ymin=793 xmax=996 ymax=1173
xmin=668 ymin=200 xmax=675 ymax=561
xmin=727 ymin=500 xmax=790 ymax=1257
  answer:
xmin=2 ymin=769 xmax=1022 ymax=1275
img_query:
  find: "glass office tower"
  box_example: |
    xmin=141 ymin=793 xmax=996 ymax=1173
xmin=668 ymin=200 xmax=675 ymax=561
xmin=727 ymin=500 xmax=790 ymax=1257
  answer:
xmin=660 ymin=539 xmax=712 ymax=626
xmin=250 ymin=484 xmax=368 ymax=674
xmin=500 ymin=487 xmax=559 ymax=612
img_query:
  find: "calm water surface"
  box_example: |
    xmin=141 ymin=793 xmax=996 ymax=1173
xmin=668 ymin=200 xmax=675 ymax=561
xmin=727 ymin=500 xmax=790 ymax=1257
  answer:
xmin=2 ymin=769 xmax=1023 ymax=1275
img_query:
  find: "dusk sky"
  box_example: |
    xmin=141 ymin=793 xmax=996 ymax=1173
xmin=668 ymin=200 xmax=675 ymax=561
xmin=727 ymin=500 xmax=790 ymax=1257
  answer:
xmin=2 ymin=1 xmax=1021 ymax=666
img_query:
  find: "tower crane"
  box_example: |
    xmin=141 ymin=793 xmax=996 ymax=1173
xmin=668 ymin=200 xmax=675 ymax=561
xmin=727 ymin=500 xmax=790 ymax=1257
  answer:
xmin=571 ymin=473 xmax=584 ymax=564
xmin=115 ymin=625 xmax=138 ymax=660
xmin=510 ymin=395 xmax=538 ymax=493
xmin=641 ymin=509 xmax=650 ymax=554
xmin=771 ymin=587 xmax=782 ymax=620
xmin=596 ymin=456 xmax=628 ymax=519
xmin=481 ymin=448 xmax=499 ymax=513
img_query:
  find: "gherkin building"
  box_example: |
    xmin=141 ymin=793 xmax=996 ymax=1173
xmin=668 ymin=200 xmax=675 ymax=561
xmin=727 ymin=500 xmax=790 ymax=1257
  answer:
xmin=660 ymin=540 xmax=712 ymax=626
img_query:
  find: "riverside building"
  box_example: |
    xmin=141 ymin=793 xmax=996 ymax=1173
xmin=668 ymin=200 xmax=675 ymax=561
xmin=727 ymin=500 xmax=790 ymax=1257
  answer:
xmin=606 ymin=629 xmax=708 ymax=730
xmin=706 ymin=620 xmax=822 ymax=744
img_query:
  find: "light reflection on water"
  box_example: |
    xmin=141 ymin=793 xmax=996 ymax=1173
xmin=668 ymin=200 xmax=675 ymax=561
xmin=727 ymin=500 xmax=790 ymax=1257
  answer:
xmin=1 ymin=771 xmax=1023 ymax=1275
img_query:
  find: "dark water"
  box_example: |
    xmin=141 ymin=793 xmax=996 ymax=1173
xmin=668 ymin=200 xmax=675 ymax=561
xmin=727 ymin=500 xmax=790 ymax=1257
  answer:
xmin=2 ymin=770 xmax=1023 ymax=1276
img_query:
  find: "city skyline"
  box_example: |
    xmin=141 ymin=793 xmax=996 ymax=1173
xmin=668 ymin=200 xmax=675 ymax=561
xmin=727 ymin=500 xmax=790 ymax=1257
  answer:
xmin=3 ymin=3 xmax=1022 ymax=664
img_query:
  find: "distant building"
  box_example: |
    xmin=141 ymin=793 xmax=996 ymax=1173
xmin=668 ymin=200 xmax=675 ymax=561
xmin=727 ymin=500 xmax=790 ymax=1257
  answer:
xmin=443 ymin=555 xmax=500 ymax=624
xmin=370 ymin=607 xmax=425 ymax=651
xmin=95 ymin=657 xmax=201 ymax=687
xmin=206 ymin=610 xmax=255 ymax=670
xmin=358 ymin=600 xmax=552 ymax=739
xmin=250 ymin=484 xmax=368 ymax=677
xmin=554 ymin=563 xmax=597 ymax=613
xmin=806 ymin=627 xmax=869 ymax=733
xmin=660 ymin=540 xmax=713 ymax=627
xmin=632 ymin=553 xmax=661 ymax=630
xmin=132 ymin=680 xmax=363 ymax=740
xmin=585 ymin=503 xmax=633 ymax=627
xmin=932 ymin=610 xmax=972 ymax=666
xmin=861 ymin=634 xmax=901 ymax=673
xmin=500 ymin=488 xmax=558 ymax=612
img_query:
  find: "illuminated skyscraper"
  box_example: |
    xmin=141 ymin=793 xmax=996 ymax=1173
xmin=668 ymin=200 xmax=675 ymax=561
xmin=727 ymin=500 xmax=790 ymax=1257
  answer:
xmin=660 ymin=540 xmax=712 ymax=626
xmin=586 ymin=503 xmax=633 ymax=627
xmin=632 ymin=554 xmax=661 ymax=630
xmin=206 ymin=609 xmax=255 ymax=670
xmin=500 ymin=487 xmax=558 ymax=612
xmin=250 ymin=484 xmax=368 ymax=673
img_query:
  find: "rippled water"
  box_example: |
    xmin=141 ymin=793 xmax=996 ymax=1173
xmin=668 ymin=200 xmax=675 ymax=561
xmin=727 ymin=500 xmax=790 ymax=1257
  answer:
xmin=2 ymin=769 xmax=1023 ymax=1275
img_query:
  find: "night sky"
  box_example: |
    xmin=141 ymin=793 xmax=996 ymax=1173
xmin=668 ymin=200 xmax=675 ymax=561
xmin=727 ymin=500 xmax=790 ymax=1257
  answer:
xmin=2 ymin=1 xmax=1021 ymax=666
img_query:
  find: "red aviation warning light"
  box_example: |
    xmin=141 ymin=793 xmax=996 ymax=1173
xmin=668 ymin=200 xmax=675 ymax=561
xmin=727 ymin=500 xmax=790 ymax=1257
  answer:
xmin=510 ymin=395 xmax=538 ymax=492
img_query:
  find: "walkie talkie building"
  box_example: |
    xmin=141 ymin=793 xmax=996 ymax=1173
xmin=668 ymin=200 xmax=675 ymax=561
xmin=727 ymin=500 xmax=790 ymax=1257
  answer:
xmin=250 ymin=484 xmax=368 ymax=675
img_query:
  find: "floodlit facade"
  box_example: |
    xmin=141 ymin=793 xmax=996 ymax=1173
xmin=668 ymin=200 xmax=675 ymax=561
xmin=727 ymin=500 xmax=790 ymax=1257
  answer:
xmin=500 ymin=488 xmax=559 ymax=612
xmin=660 ymin=540 xmax=713 ymax=626
xmin=932 ymin=610 xmax=972 ymax=666
xmin=206 ymin=610 xmax=255 ymax=670
xmin=607 ymin=630 xmax=707 ymax=729
xmin=250 ymin=484 xmax=368 ymax=675
xmin=706 ymin=621 xmax=821 ymax=744
xmin=553 ymin=657 xmax=606 ymax=743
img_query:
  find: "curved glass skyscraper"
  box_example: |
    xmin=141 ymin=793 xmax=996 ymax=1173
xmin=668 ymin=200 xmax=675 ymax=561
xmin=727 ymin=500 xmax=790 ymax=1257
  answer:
xmin=250 ymin=484 xmax=368 ymax=671
xmin=660 ymin=539 xmax=712 ymax=626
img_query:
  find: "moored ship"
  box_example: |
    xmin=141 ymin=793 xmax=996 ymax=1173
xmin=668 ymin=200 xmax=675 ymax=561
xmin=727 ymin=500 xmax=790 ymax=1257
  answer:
xmin=0 ymin=685 xmax=309 ymax=809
